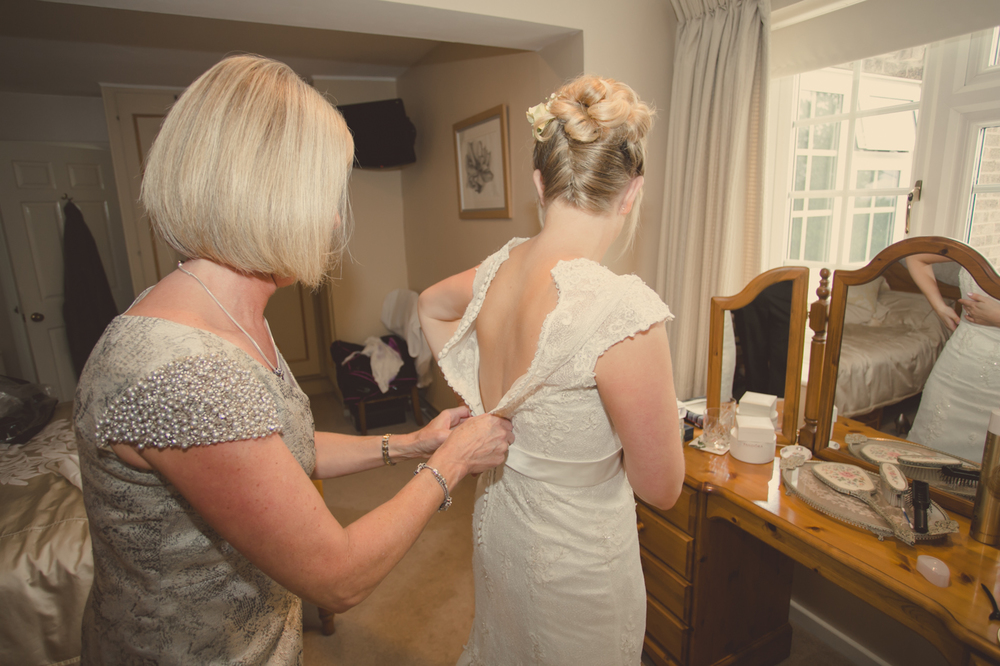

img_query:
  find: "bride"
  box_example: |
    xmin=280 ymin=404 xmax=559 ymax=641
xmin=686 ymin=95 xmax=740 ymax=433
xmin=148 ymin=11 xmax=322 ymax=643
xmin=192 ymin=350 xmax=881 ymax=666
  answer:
xmin=419 ymin=76 xmax=685 ymax=665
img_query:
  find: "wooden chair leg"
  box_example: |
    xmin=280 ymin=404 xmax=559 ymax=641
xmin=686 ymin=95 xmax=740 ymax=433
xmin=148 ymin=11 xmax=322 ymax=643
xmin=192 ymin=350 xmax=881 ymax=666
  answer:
xmin=411 ymin=386 xmax=424 ymax=426
xmin=318 ymin=607 xmax=336 ymax=635
xmin=357 ymin=401 xmax=368 ymax=436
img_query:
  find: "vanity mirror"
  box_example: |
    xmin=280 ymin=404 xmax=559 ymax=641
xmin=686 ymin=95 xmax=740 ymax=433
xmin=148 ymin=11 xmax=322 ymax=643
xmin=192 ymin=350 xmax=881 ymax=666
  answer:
xmin=707 ymin=266 xmax=809 ymax=444
xmin=804 ymin=237 xmax=1000 ymax=517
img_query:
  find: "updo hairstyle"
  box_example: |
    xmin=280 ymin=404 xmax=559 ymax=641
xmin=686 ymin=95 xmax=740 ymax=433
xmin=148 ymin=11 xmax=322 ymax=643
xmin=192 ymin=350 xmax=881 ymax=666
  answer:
xmin=141 ymin=54 xmax=354 ymax=289
xmin=529 ymin=76 xmax=653 ymax=245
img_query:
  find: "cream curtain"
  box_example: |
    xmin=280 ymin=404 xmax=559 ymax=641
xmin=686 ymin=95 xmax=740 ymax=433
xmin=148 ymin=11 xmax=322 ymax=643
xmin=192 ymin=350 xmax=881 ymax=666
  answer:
xmin=656 ymin=0 xmax=769 ymax=400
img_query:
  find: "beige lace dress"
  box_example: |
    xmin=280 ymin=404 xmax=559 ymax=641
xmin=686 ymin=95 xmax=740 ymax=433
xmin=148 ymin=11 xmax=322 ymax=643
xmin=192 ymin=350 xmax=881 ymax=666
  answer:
xmin=74 ymin=315 xmax=314 ymax=665
xmin=442 ymin=238 xmax=673 ymax=665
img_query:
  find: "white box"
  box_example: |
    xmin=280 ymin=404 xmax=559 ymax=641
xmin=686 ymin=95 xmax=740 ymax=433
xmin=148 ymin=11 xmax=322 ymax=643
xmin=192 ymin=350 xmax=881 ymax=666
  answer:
xmin=732 ymin=414 xmax=777 ymax=464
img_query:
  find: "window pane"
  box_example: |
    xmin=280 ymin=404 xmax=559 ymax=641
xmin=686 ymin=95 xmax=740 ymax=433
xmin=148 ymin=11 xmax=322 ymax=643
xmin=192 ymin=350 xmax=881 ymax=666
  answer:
xmin=850 ymin=214 xmax=870 ymax=262
xmin=812 ymin=122 xmax=840 ymax=150
xmin=804 ymin=216 xmax=830 ymax=262
xmin=876 ymin=170 xmax=901 ymax=188
xmin=798 ymin=97 xmax=813 ymax=121
xmin=797 ymin=127 xmax=809 ymax=149
xmin=967 ymin=192 xmax=1000 ymax=268
xmin=792 ymin=198 xmax=804 ymax=211
xmin=870 ymin=212 xmax=894 ymax=257
xmin=810 ymin=156 xmax=837 ymax=190
xmin=789 ymin=216 xmax=803 ymax=260
xmin=974 ymin=126 xmax=1000 ymax=186
xmin=859 ymin=47 xmax=925 ymax=109
xmin=856 ymin=170 xmax=874 ymax=188
xmin=990 ymin=27 xmax=1000 ymax=68
xmin=875 ymin=196 xmax=895 ymax=208
xmin=794 ymin=156 xmax=808 ymax=191
xmin=815 ymin=91 xmax=843 ymax=117
xmin=808 ymin=197 xmax=832 ymax=210
xmin=856 ymin=196 xmax=872 ymax=208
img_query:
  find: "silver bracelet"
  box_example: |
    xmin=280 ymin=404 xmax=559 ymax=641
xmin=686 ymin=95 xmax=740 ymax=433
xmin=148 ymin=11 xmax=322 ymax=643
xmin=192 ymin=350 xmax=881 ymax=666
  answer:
xmin=414 ymin=463 xmax=452 ymax=512
xmin=381 ymin=434 xmax=395 ymax=466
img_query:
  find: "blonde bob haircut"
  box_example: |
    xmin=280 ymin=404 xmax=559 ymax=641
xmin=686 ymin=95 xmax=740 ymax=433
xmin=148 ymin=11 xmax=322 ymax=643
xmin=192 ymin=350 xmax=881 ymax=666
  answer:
xmin=528 ymin=75 xmax=653 ymax=249
xmin=141 ymin=54 xmax=353 ymax=288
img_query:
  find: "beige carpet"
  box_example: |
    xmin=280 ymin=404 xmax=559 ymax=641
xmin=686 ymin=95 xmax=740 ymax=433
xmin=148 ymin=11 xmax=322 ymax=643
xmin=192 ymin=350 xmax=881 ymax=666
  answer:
xmin=302 ymin=392 xmax=851 ymax=666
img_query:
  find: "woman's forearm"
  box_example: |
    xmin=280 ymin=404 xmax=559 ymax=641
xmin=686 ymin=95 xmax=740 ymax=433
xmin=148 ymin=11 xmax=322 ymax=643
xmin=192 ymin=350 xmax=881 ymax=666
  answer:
xmin=418 ymin=267 xmax=477 ymax=357
xmin=311 ymin=431 xmax=418 ymax=479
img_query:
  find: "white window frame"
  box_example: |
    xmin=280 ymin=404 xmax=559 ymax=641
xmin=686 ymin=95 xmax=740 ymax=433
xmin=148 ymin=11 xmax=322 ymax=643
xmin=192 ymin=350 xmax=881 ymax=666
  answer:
xmin=766 ymin=27 xmax=1000 ymax=276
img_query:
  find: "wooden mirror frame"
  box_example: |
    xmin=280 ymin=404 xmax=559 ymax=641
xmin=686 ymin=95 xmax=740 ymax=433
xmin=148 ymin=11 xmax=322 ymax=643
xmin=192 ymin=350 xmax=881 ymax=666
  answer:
xmin=802 ymin=237 xmax=1000 ymax=516
xmin=707 ymin=266 xmax=809 ymax=444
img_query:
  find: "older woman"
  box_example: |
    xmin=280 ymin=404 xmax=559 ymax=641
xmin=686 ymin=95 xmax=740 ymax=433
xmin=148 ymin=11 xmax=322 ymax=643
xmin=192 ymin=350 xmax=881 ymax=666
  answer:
xmin=74 ymin=55 xmax=512 ymax=665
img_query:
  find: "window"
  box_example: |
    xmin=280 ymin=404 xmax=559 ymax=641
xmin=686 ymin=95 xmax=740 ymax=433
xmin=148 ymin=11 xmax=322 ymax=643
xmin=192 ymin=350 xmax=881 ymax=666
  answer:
xmin=780 ymin=48 xmax=924 ymax=268
xmin=966 ymin=125 xmax=1000 ymax=266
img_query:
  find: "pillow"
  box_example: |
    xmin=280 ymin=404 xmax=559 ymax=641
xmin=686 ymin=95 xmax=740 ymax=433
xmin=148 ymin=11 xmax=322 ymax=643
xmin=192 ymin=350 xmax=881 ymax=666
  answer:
xmin=843 ymin=277 xmax=885 ymax=325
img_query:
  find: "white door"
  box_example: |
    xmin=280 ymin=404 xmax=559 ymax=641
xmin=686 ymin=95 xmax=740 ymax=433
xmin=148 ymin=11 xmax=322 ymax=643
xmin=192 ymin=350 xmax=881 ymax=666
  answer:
xmin=102 ymin=86 xmax=324 ymax=379
xmin=0 ymin=142 xmax=133 ymax=402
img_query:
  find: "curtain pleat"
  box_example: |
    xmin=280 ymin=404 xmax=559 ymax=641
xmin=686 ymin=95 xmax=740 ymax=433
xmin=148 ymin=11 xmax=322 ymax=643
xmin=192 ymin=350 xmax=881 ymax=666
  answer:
xmin=656 ymin=0 xmax=769 ymax=400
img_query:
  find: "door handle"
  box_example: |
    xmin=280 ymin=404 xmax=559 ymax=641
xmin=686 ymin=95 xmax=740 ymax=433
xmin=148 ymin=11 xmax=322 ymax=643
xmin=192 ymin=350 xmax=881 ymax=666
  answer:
xmin=30 ymin=312 xmax=44 ymax=322
xmin=905 ymin=180 xmax=922 ymax=234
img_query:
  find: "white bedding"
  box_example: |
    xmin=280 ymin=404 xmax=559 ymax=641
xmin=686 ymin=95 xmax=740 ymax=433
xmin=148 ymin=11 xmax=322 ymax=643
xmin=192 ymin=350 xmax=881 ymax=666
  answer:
xmin=834 ymin=289 xmax=952 ymax=418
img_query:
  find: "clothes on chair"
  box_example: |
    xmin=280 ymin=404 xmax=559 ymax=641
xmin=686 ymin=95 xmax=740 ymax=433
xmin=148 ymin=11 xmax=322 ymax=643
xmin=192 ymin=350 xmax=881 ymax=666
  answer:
xmin=381 ymin=289 xmax=433 ymax=387
xmin=341 ymin=336 xmax=403 ymax=393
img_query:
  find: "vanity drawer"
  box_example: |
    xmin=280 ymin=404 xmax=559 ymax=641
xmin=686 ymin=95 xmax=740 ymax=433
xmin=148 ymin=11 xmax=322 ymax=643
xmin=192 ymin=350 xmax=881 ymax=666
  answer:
xmin=642 ymin=635 xmax=681 ymax=666
xmin=646 ymin=595 xmax=688 ymax=665
xmin=642 ymin=485 xmax=699 ymax=535
xmin=637 ymin=504 xmax=695 ymax=580
xmin=640 ymin=546 xmax=691 ymax=621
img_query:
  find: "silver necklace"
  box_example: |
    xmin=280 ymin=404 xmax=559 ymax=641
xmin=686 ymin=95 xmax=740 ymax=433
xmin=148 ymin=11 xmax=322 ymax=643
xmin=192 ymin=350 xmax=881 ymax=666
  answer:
xmin=176 ymin=262 xmax=284 ymax=379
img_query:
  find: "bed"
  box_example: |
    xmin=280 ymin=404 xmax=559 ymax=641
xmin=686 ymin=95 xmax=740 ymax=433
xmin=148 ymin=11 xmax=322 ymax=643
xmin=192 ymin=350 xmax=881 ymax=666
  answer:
xmin=0 ymin=403 xmax=91 ymax=666
xmin=833 ymin=263 xmax=958 ymax=420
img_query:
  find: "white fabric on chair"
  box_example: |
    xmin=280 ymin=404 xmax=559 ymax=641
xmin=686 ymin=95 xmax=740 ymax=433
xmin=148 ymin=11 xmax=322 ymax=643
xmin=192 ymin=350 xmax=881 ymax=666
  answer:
xmin=381 ymin=289 xmax=433 ymax=387
xmin=656 ymin=0 xmax=770 ymax=400
xmin=342 ymin=337 xmax=404 ymax=393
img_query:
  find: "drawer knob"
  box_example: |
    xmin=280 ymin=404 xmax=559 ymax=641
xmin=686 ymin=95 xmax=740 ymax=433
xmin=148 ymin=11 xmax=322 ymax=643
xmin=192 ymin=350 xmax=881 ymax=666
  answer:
xmin=636 ymin=521 xmax=646 ymax=533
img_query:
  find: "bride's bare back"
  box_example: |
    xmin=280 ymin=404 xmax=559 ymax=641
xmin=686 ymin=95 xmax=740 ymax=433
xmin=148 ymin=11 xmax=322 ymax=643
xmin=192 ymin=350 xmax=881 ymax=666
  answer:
xmin=475 ymin=239 xmax=560 ymax=413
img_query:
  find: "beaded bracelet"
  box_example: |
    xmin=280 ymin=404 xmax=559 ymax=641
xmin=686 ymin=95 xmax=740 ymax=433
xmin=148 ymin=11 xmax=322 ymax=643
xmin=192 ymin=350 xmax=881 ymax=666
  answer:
xmin=415 ymin=463 xmax=452 ymax=512
xmin=381 ymin=434 xmax=395 ymax=466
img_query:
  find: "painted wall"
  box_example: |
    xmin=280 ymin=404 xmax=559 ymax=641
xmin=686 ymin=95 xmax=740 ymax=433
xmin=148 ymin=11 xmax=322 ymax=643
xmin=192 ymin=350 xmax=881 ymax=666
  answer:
xmin=396 ymin=0 xmax=677 ymax=286
xmin=312 ymin=77 xmax=411 ymax=345
xmin=0 ymin=91 xmax=109 ymax=142
xmin=397 ymin=47 xmax=567 ymax=407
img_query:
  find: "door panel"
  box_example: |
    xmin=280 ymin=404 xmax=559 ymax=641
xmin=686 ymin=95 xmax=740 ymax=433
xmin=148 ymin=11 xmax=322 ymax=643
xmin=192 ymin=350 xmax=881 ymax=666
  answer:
xmin=0 ymin=142 xmax=133 ymax=401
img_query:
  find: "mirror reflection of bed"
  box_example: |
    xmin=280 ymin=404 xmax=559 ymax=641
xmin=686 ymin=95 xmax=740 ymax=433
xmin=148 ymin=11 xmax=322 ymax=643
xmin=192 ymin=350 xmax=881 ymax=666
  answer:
xmin=834 ymin=259 xmax=959 ymax=434
xmin=806 ymin=236 xmax=1000 ymax=516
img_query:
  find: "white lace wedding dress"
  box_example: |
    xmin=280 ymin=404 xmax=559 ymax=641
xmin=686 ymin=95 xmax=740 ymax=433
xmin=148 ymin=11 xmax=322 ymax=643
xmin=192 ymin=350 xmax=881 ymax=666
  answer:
xmin=908 ymin=268 xmax=1000 ymax=461
xmin=439 ymin=238 xmax=673 ymax=666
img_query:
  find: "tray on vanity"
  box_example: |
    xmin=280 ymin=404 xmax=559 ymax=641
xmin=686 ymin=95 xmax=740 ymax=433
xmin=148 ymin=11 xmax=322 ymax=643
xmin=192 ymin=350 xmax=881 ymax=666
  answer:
xmin=781 ymin=461 xmax=958 ymax=542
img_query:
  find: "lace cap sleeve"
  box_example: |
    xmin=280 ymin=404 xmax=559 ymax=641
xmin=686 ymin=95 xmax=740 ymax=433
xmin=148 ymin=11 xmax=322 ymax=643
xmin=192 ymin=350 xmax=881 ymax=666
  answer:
xmin=578 ymin=274 xmax=673 ymax=373
xmin=96 ymin=353 xmax=282 ymax=450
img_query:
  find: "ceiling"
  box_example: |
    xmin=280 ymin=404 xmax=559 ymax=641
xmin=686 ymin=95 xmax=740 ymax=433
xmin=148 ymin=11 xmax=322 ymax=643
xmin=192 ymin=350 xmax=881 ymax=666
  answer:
xmin=1 ymin=0 xmax=539 ymax=96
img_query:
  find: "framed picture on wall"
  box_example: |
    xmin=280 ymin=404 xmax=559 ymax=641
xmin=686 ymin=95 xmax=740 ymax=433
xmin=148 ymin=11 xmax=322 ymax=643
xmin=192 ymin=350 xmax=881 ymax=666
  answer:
xmin=453 ymin=105 xmax=512 ymax=219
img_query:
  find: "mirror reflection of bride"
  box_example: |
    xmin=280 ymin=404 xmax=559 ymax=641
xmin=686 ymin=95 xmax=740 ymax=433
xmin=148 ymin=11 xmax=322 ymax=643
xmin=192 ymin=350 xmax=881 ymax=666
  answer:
xmin=906 ymin=253 xmax=1000 ymax=460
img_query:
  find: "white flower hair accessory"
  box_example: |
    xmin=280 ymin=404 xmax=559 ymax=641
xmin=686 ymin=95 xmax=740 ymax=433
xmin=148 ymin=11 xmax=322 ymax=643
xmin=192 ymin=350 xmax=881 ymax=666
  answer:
xmin=526 ymin=93 xmax=557 ymax=137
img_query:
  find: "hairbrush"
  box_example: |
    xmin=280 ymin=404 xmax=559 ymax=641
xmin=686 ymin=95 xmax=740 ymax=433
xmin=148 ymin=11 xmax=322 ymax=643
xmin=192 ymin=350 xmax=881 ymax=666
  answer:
xmin=879 ymin=463 xmax=908 ymax=508
xmin=896 ymin=452 xmax=962 ymax=483
xmin=812 ymin=462 xmax=915 ymax=545
xmin=940 ymin=463 xmax=980 ymax=488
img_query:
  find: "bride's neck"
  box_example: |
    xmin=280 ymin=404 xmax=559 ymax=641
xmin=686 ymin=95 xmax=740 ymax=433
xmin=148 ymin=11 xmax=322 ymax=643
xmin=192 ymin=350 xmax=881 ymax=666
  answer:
xmin=534 ymin=201 xmax=623 ymax=263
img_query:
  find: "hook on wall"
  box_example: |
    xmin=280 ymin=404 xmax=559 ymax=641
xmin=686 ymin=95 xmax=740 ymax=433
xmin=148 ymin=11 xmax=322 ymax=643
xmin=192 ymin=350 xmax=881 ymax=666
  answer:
xmin=60 ymin=193 xmax=73 ymax=202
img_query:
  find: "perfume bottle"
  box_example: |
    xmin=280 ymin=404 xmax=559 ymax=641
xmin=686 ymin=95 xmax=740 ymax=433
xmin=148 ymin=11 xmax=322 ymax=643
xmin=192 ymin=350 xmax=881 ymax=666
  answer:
xmin=970 ymin=408 xmax=1000 ymax=547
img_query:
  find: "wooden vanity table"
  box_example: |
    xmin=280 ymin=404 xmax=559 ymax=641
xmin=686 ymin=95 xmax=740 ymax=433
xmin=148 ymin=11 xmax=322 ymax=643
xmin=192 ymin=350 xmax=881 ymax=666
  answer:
xmin=639 ymin=420 xmax=1000 ymax=666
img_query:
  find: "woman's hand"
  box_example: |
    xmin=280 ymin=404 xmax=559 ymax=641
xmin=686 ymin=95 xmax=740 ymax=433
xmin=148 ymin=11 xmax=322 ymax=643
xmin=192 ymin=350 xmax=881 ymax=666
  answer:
xmin=427 ymin=413 xmax=513 ymax=486
xmin=402 ymin=406 xmax=473 ymax=459
xmin=960 ymin=293 xmax=1000 ymax=328
xmin=933 ymin=301 xmax=961 ymax=331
